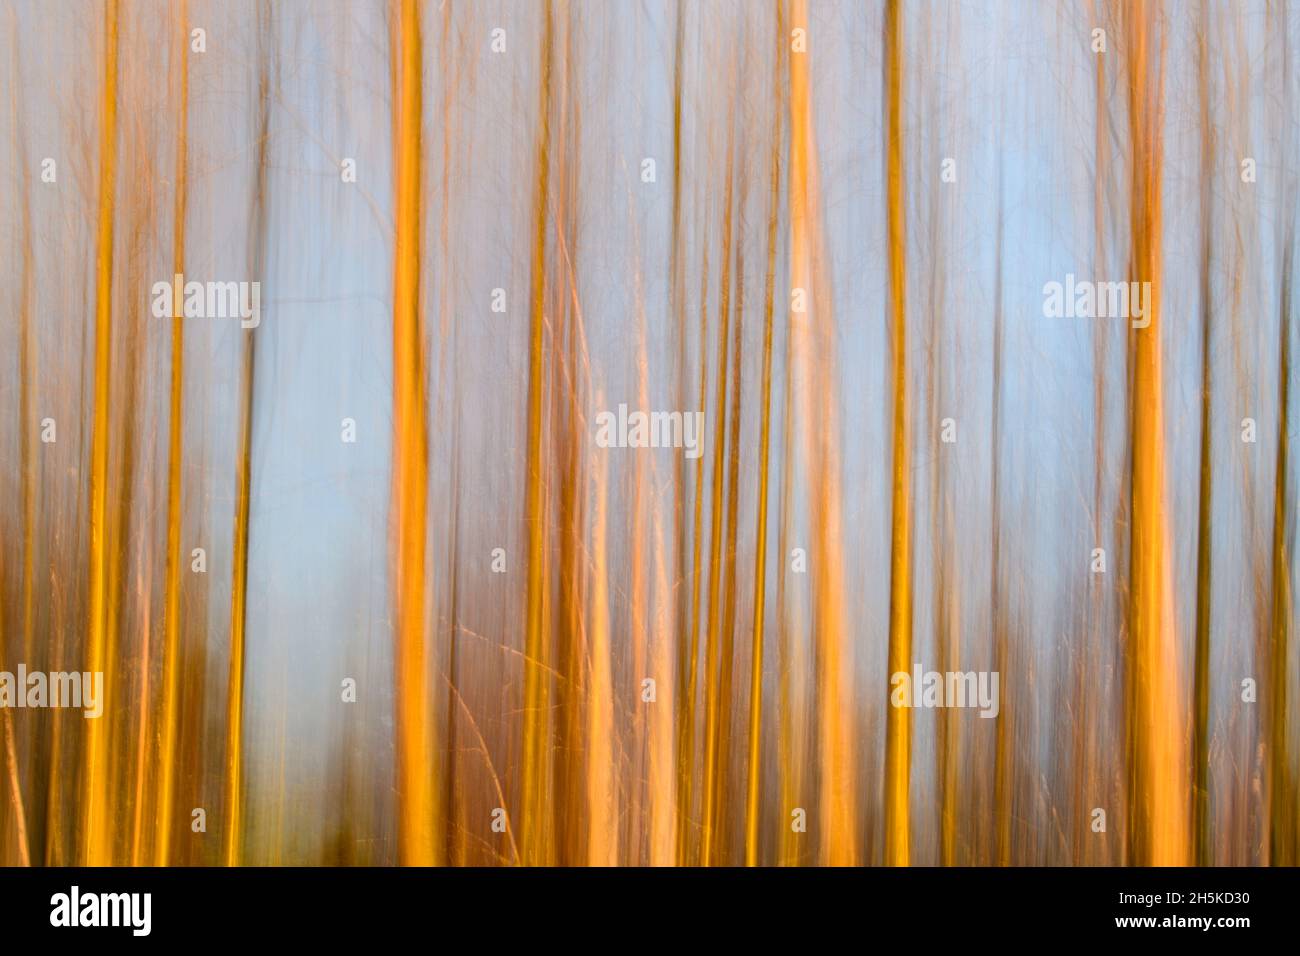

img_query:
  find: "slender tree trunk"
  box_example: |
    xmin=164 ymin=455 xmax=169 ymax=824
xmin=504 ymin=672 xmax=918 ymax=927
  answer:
xmin=1267 ymin=245 xmax=1294 ymax=865
xmin=391 ymin=0 xmax=438 ymax=867
xmin=520 ymin=0 xmax=556 ymax=867
xmin=81 ymin=0 xmax=120 ymax=866
xmin=744 ymin=0 xmax=784 ymax=866
xmin=1124 ymin=1 xmax=1189 ymax=866
xmin=1192 ymin=7 xmax=1215 ymax=867
xmin=882 ymin=0 xmax=912 ymax=867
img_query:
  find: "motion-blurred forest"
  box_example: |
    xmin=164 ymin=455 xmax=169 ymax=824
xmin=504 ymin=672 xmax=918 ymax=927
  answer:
xmin=0 ymin=0 xmax=1297 ymax=866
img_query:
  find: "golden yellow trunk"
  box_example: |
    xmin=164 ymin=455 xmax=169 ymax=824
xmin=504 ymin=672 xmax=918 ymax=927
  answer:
xmin=81 ymin=0 xmax=119 ymax=867
xmin=1124 ymin=1 xmax=1189 ymax=867
xmin=882 ymin=0 xmax=912 ymax=868
xmin=391 ymin=0 xmax=438 ymax=867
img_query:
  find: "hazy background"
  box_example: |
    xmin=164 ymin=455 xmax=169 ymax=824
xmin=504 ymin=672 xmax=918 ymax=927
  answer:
xmin=0 ymin=0 xmax=1296 ymax=866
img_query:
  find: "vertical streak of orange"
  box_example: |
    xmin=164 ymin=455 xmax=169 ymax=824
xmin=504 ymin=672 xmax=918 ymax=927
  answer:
xmin=744 ymin=0 xmax=784 ymax=867
xmin=586 ymin=446 xmax=616 ymax=865
xmin=882 ymin=0 xmax=912 ymax=867
xmin=81 ymin=0 xmax=119 ymax=867
xmin=790 ymin=0 xmax=858 ymax=866
xmin=521 ymin=0 xmax=555 ymax=868
xmin=1125 ymin=1 xmax=1189 ymax=867
xmin=156 ymin=0 xmax=188 ymax=867
xmin=700 ymin=124 xmax=735 ymax=866
xmin=1267 ymin=240 xmax=1293 ymax=865
xmin=391 ymin=0 xmax=437 ymax=867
